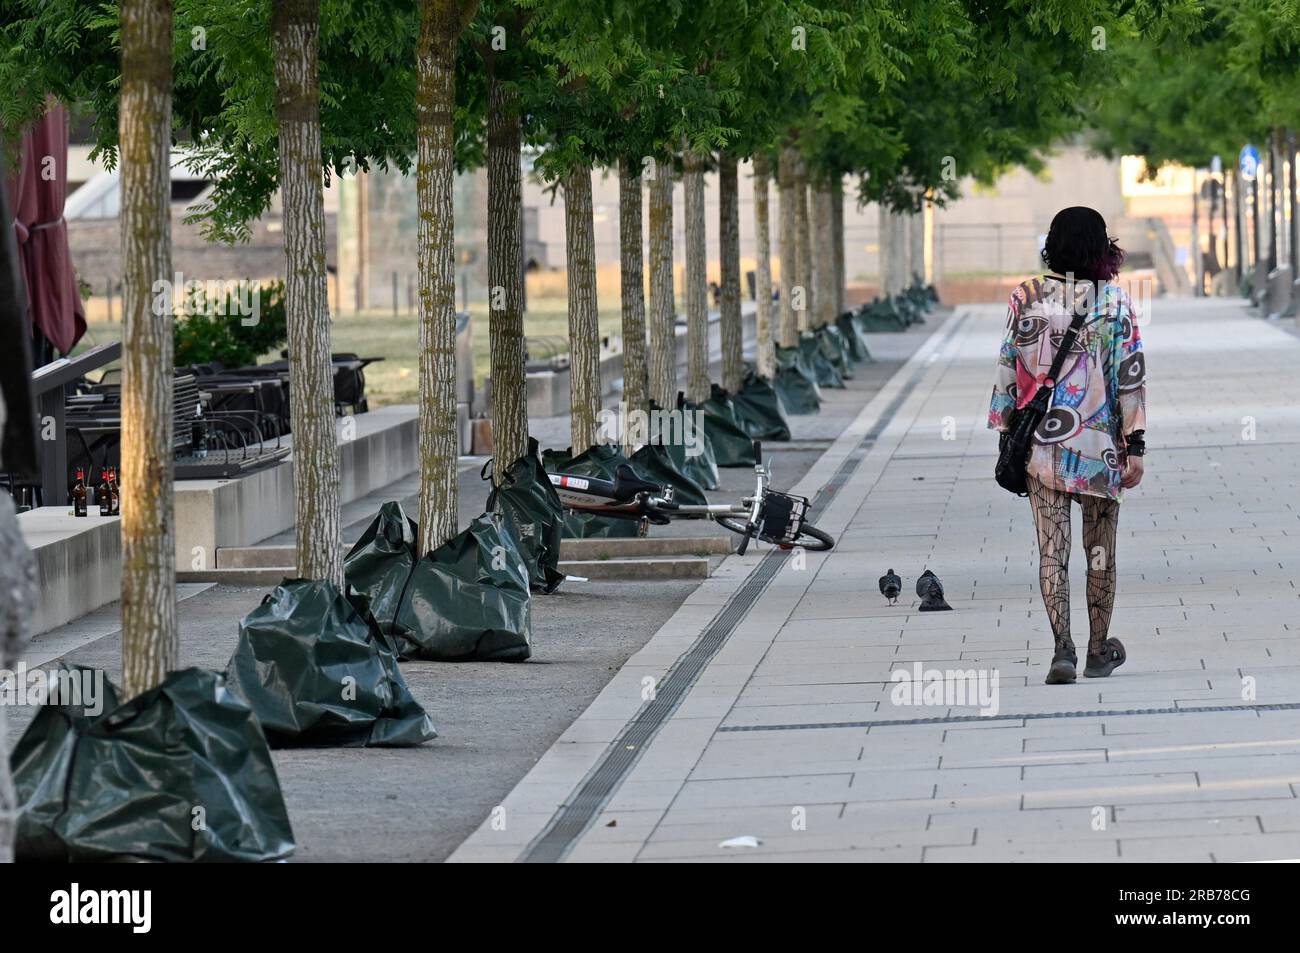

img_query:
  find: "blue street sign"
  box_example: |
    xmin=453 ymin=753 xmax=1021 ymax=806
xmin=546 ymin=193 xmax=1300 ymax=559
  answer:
xmin=1239 ymin=144 xmax=1260 ymax=181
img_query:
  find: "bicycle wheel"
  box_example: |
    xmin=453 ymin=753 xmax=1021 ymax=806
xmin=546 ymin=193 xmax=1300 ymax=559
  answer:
xmin=794 ymin=523 xmax=836 ymax=552
xmin=714 ymin=515 xmax=757 ymax=554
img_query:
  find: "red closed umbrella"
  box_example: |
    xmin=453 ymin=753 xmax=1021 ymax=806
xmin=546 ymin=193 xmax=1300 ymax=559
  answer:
xmin=7 ymin=101 xmax=86 ymax=356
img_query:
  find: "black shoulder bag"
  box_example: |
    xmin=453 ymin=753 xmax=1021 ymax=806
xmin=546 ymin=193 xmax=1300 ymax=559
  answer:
xmin=994 ymin=303 xmax=1088 ymax=497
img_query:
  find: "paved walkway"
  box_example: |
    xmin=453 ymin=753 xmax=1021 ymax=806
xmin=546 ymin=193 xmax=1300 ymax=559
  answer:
xmin=450 ymin=298 xmax=1300 ymax=863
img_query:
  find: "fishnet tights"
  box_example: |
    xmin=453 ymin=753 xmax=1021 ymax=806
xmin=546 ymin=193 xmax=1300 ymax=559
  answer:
xmin=1027 ymin=475 xmax=1119 ymax=658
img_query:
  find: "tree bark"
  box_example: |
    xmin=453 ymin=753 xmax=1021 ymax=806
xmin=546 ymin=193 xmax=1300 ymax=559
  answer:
xmin=617 ymin=158 xmax=649 ymax=446
xmin=414 ymin=0 xmax=467 ymax=554
xmin=683 ymin=149 xmax=709 ymax=404
xmin=487 ymin=63 xmax=528 ymax=474
xmin=718 ymin=154 xmax=743 ymax=394
xmin=813 ymin=183 xmax=836 ymax=328
xmin=752 ymin=154 xmax=775 ymax=379
xmin=273 ymin=0 xmax=342 ymax=586
xmin=794 ymin=165 xmax=812 ymax=332
xmin=563 ymin=165 xmax=601 ymax=450
xmin=909 ymin=208 xmax=925 ymax=287
xmin=119 ymin=0 xmax=177 ymax=700
xmin=646 ymin=163 xmax=677 ymax=409
xmin=830 ymin=176 xmax=845 ymax=317
xmin=777 ymin=145 xmax=799 ymax=347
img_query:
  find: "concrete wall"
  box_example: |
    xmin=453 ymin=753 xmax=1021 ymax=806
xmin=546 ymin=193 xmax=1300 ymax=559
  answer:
xmin=174 ymin=405 xmax=419 ymax=568
xmin=18 ymin=509 xmax=122 ymax=636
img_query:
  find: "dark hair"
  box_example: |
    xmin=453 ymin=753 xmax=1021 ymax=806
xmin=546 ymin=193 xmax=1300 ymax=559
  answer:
xmin=1040 ymin=206 xmax=1125 ymax=281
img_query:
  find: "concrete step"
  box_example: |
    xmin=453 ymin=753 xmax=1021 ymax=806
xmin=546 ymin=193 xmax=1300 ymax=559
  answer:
xmin=215 ymin=535 xmax=731 ymax=569
xmin=184 ymin=553 xmax=711 ymax=587
xmin=558 ymin=557 xmax=710 ymax=580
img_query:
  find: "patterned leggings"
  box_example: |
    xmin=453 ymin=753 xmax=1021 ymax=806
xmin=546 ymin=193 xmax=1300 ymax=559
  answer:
xmin=1026 ymin=475 xmax=1120 ymax=658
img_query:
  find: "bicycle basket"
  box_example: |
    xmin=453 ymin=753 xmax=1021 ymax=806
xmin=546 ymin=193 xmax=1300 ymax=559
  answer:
xmin=757 ymin=490 xmax=810 ymax=545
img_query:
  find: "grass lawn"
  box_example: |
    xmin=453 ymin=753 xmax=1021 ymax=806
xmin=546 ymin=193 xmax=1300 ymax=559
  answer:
xmin=73 ymin=295 xmax=625 ymax=408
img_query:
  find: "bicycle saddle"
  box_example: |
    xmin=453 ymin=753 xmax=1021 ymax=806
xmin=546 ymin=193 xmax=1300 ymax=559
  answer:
xmin=611 ymin=464 xmax=664 ymax=502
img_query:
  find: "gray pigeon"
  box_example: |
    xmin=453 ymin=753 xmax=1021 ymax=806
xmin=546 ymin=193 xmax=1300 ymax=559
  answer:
xmin=878 ymin=569 xmax=901 ymax=605
xmin=916 ymin=570 xmax=952 ymax=612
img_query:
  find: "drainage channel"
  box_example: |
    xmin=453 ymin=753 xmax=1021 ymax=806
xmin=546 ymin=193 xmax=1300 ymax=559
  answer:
xmin=717 ymin=701 xmax=1300 ymax=732
xmin=519 ymin=312 xmax=971 ymax=863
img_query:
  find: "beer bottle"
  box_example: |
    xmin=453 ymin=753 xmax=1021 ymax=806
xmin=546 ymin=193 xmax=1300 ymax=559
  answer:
xmin=72 ymin=468 xmax=88 ymax=517
xmin=97 ymin=468 xmax=112 ymax=516
xmin=109 ymin=467 xmax=120 ymax=516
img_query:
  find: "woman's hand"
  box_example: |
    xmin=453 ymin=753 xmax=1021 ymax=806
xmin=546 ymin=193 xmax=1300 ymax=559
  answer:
xmin=1121 ymin=455 xmax=1144 ymax=489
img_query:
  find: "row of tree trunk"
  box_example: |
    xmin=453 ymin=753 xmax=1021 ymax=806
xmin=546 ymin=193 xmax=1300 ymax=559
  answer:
xmin=118 ymin=0 xmax=867 ymax=701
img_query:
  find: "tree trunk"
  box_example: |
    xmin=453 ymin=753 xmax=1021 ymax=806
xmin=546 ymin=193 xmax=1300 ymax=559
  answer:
xmin=718 ymin=154 xmax=743 ymax=394
xmin=831 ymin=176 xmax=845 ymax=317
xmin=777 ymin=145 xmax=799 ymax=347
xmin=647 ymin=163 xmax=676 ymax=409
xmin=273 ymin=0 xmax=342 ymax=586
xmin=563 ymin=166 xmax=601 ymax=450
xmin=119 ymin=0 xmax=177 ymax=700
xmin=752 ymin=154 xmax=775 ymax=378
xmin=794 ymin=167 xmax=812 ymax=331
xmin=683 ymin=149 xmax=709 ymax=404
xmin=415 ymin=0 xmax=465 ymax=554
xmin=909 ymin=208 xmax=925 ymax=287
xmin=487 ymin=64 xmax=528 ymax=474
xmin=814 ymin=183 xmax=836 ymax=328
xmin=617 ymin=157 xmax=648 ymax=443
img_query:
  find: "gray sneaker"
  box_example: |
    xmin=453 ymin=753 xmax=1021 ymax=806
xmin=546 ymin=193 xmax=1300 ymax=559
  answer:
xmin=1045 ymin=648 xmax=1077 ymax=685
xmin=1084 ymin=638 xmax=1127 ymax=678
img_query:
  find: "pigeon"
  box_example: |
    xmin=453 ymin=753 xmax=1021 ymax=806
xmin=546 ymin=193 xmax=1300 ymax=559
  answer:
xmin=879 ymin=569 xmax=902 ymax=605
xmin=916 ymin=570 xmax=952 ymax=612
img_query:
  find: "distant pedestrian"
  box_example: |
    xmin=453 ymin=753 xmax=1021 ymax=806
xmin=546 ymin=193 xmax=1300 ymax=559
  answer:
xmin=988 ymin=206 xmax=1147 ymax=685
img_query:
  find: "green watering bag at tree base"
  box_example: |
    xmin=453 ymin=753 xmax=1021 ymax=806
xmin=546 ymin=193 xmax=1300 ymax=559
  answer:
xmin=816 ymin=323 xmax=855 ymax=379
xmin=646 ymin=400 xmax=720 ymax=490
xmin=11 ymin=665 xmax=295 ymax=863
xmin=773 ymin=344 xmax=822 ymax=414
xmin=800 ymin=332 xmax=844 ymax=388
xmin=393 ymin=514 xmax=533 ymax=661
xmin=487 ymin=437 xmax=566 ymax=593
xmin=692 ymin=392 xmax=758 ymax=467
xmin=542 ymin=443 xmax=645 ymax=537
xmin=723 ymin=375 xmax=792 ymax=442
xmin=836 ymin=311 xmax=874 ymax=364
xmin=226 ymin=579 xmax=437 ymax=747
xmin=343 ymin=500 xmax=419 ymax=633
xmin=629 ymin=440 xmax=709 ymax=506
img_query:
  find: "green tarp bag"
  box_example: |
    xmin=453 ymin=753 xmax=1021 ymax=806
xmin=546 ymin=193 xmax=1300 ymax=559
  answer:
xmin=11 ymin=665 xmax=295 ymax=862
xmin=394 ymin=514 xmax=533 ymax=661
xmin=856 ymin=298 xmax=908 ymax=332
xmin=731 ymin=371 xmax=792 ymax=440
xmin=226 ymin=579 xmax=436 ymax=747
xmin=543 ymin=443 xmax=647 ymax=536
xmin=343 ymin=500 xmax=418 ymax=633
xmin=630 ymin=440 xmax=709 ymax=506
xmin=816 ymin=324 xmax=855 ymax=379
xmin=773 ymin=344 xmax=821 ymax=414
xmin=836 ymin=312 xmax=873 ymax=364
xmin=487 ymin=437 xmax=565 ymax=593
xmin=694 ymin=390 xmax=758 ymax=467
xmin=647 ymin=398 xmax=720 ymax=489
xmin=800 ymin=332 xmax=844 ymax=388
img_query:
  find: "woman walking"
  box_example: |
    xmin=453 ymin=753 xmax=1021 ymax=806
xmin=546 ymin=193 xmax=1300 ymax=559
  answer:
xmin=988 ymin=207 xmax=1147 ymax=685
